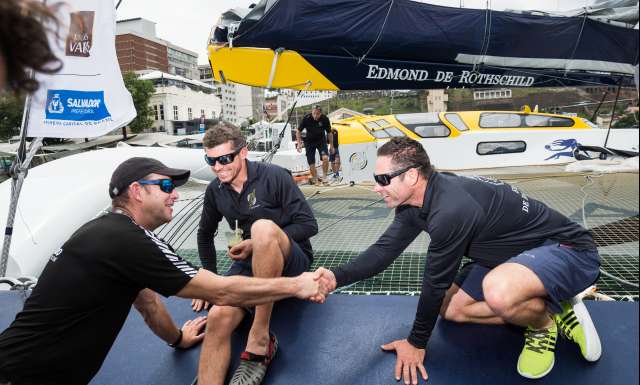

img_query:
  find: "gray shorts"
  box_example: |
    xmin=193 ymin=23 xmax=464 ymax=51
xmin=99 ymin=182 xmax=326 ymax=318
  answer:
xmin=454 ymin=240 xmax=600 ymax=313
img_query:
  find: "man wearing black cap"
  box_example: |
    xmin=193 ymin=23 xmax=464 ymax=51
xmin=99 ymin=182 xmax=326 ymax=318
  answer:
xmin=0 ymin=157 xmax=324 ymax=385
xmin=295 ymin=105 xmax=333 ymax=186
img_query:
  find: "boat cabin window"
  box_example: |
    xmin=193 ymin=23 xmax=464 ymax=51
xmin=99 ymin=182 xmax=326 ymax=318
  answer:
xmin=479 ymin=113 xmax=521 ymax=128
xmin=395 ymin=113 xmax=451 ymax=138
xmin=524 ymin=115 xmax=574 ymax=127
xmin=370 ymin=126 xmax=406 ymax=139
xmin=480 ymin=113 xmax=575 ymax=128
xmin=444 ymin=113 xmax=469 ymax=131
xmin=477 ymin=141 xmax=527 ymax=155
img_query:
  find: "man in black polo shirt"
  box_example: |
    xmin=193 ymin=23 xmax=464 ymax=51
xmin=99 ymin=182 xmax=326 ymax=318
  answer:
xmin=295 ymin=105 xmax=334 ymax=185
xmin=315 ymin=137 xmax=602 ymax=383
xmin=0 ymin=157 xmax=323 ymax=385
xmin=196 ymin=123 xmax=318 ymax=385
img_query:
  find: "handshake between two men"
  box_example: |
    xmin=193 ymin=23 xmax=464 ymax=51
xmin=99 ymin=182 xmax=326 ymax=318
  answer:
xmin=299 ymin=267 xmax=337 ymax=304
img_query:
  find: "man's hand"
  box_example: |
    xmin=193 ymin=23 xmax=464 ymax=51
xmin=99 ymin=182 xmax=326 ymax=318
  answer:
xmin=294 ymin=271 xmax=326 ymax=303
xmin=315 ymin=267 xmax=337 ymax=294
xmin=177 ymin=316 xmax=207 ymax=349
xmin=228 ymin=239 xmax=252 ymax=260
xmin=380 ymin=339 xmax=428 ymax=385
xmin=295 ymin=141 xmax=302 ymax=153
xmin=191 ymin=298 xmax=211 ymax=312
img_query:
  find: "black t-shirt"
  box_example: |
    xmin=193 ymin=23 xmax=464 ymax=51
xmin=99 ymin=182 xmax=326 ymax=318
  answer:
xmin=0 ymin=213 xmax=197 ymax=385
xmin=333 ymin=172 xmax=595 ymax=349
xmin=297 ymin=113 xmax=331 ymax=143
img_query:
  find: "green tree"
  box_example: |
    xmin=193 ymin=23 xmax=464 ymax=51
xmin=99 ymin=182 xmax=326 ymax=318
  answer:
xmin=0 ymin=94 xmax=25 ymax=140
xmin=122 ymin=72 xmax=154 ymax=134
xmin=612 ymin=112 xmax=639 ymax=128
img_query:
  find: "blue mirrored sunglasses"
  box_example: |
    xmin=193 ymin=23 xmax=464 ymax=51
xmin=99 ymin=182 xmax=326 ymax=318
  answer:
xmin=137 ymin=178 xmax=176 ymax=194
xmin=204 ymin=147 xmax=242 ymax=166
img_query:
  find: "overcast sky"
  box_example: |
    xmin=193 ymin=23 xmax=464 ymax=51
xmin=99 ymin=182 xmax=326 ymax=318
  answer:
xmin=115 ymin=0 xmax=590 ymax=65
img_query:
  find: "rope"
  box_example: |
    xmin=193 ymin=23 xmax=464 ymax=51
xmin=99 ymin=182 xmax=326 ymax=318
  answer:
xmin=357 ymin=0 xmax=394 ymax=64
xmin=565 ymin=12 xmax=588 ymax=76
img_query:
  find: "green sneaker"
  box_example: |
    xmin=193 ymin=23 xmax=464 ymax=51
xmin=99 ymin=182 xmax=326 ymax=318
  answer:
xmin=517 ymin=322 xmax=557 ymax=379
xmin=553 ymin=296 xmax=602 ymax=362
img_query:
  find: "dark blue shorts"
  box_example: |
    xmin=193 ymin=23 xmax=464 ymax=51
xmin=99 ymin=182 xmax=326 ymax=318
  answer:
xmin=304 ymin=140 xmax=328 ymax=165
xmin=224 ymin=240 xmax=311 ymax=316
xmin=329 ymin=147 xmax=340 ymax=162
xmin=454 ymin=240 xmax=600 ymax=313
xmin=224 ymin=240 xmax=311 ymax=279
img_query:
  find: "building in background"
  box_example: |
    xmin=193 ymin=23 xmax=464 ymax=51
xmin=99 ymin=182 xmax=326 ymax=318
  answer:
xmin=139 ymin=71 xmax=221 ymax=135
xmin=277 ymin=89 xmax=337 ymax=118
xmin=221 ymin=83 xmax=265 ymax=127
xmin=425 ymin=89 xmax=449 ymax=112
xmin=116 ymin=18 xmax=197 ymax=80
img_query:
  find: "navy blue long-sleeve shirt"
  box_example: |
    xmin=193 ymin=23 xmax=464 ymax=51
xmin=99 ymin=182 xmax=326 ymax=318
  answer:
xmin=197 ymin=161 xmax=318 ymax=273
xmin=332 ymin=172 xmax=595 ymax=349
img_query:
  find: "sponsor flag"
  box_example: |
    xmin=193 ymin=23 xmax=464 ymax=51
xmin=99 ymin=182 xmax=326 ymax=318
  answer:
xmin=27 ymin=0 xmax=135 ymax=138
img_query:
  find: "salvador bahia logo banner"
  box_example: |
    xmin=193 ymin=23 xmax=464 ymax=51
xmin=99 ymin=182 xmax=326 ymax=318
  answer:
xmin=27 ymin=0 xmax=135 ymax=138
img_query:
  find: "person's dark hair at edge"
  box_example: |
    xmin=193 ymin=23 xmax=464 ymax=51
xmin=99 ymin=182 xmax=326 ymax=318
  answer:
xmin=0 ymin=0 xmax=62 ymax=94
xmin=203 ymin=121 xmax=246 ymax=149
xmin=377 ymin=137 xmax=434 ymax=179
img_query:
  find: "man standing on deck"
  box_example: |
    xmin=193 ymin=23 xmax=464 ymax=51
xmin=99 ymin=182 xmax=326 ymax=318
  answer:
xmin=195 ymin=123 xmax=318 ymax=385
xmin=0 ymin=157 xmax=324 ymax=385
xmin=295 ymin=105 xmax=333 ymax=186
xmin=315 ymin=137 xmax=602 ymax=383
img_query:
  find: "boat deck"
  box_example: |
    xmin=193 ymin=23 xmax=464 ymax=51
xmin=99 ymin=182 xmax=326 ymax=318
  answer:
xmin=170 ymin=170 xmax=639 ymax=300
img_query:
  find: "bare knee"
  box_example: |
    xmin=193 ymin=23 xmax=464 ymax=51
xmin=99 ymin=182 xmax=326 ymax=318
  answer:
xmin=482 ymin=274 xmax=517 ymax=318
xmin=251 ymin=220 xmax=279 ymax=245
xmin=206 ymin=306 xmax=242 ymax=337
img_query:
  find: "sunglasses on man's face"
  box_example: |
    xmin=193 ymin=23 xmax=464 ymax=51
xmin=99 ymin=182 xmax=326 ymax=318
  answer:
xmin=137 ymin=178 xmax=176 ymax=194
xmin=373 ymin=164 xmax=419 ymax=186
xmin=204 ymin=147 xmax=242 ymax=166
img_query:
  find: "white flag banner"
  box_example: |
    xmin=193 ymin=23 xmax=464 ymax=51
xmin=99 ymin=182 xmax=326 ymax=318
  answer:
xmin=27 ymin=0 xmax=136 ymax=138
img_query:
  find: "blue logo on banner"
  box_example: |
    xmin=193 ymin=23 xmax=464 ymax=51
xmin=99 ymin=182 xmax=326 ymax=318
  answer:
xmin=45 ymin=90 xmax=111 ymax=121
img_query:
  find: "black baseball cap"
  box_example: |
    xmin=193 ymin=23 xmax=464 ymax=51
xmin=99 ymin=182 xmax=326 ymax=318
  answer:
xmin=109 ymin=157 xmax=190 ymax=198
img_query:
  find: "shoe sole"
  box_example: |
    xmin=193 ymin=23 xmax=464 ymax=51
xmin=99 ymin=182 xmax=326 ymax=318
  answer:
xmin=570 ymin=296 xmax=602 ymax=362
xmin=517 ymin=356 xmax=555 ymax=379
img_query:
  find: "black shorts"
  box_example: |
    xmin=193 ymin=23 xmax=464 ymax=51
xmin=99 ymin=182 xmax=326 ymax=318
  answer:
xmin=304 ymin=140 xmax=328 ymax=165
xmin=329 ymin=147 xmax=340 ymax=162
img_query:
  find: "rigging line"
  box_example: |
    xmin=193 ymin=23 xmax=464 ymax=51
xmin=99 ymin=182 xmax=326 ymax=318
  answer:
xmin=603 ymin=79 xmax=623 ymax=148
xmin=479 ymin=4 xmax=493 ymax=69
xmin=166 ymin=200 xmax=204 ymax=244
xmin=579 ymin=174 xmax=639 ymax=289
xmin=173 ymin=211 xmax=203 ymax=251
xmin=317 ymin=197 xmax=384 ymax=234
xmin=358 ymin=0 xmax=395 ymax=65
xmin=157 ymin=192 xmax=204 ymax=238
xmin=115 ymin=0 xmax=123 ymax=10
xmin=474 ymin=1 xmax=490 ymax=70
xmin=565 ymin=12 xmax=589 ymax=76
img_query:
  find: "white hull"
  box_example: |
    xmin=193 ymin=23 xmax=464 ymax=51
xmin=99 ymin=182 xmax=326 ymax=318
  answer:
xmin=341 ymin=128 xmax=639 ymax=183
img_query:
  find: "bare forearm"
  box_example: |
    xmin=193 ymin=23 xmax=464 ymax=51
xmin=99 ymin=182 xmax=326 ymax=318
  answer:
xmin=215 ymin=275 xmax=298 ymax=306
xmin=134 ymin=290 xmax=180 ymax=344
xmin=177 ymin=270 xmax=300 ymax=307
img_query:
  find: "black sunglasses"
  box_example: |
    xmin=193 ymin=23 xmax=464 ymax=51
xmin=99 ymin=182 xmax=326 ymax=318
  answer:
xmin=137 ymin=179 xmax=176 ymax=194
xmin=373 ymin=164 xmax=420 ymax=186
xmin=204 ymin=147 xmax=242 ymax=166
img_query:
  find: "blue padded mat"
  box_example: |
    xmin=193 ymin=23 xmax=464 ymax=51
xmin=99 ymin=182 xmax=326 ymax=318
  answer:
xmin=1 ymin=291 xmax=638 ymax=385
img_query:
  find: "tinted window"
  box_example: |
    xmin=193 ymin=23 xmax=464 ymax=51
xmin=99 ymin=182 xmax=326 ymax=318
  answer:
xmin=445 ymin=113 xmax=469 ymax=131
xmin=477 ymin=141 xmax=526 ymax=155
xmin=370 ymin=126 xmax=406 ymax=139
xmin=396 ymin=113 xmax=450 ymax=138
xmin=524 ymin=115 xmax=574 ymax=127
xmin=479 ymin=113 xmax=521 ymax=128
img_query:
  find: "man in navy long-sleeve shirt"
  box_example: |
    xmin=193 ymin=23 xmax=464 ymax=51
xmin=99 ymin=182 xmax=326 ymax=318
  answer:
xmin=316 ymin=137 xmax=601 ymax=383
xmin=195 ymin=123 xmax=318 ymax=385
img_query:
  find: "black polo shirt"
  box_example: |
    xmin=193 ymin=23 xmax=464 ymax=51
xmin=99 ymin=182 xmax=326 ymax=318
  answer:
xmin=297 ymin=113 xmax=331 ymax=143
xmin=332 ymin=172 xmax=595 ymax=349
xmin=0 ymin=213 xmax=198 ymax=385
xmin=197 ymin=161 xmax=318 ymax=273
